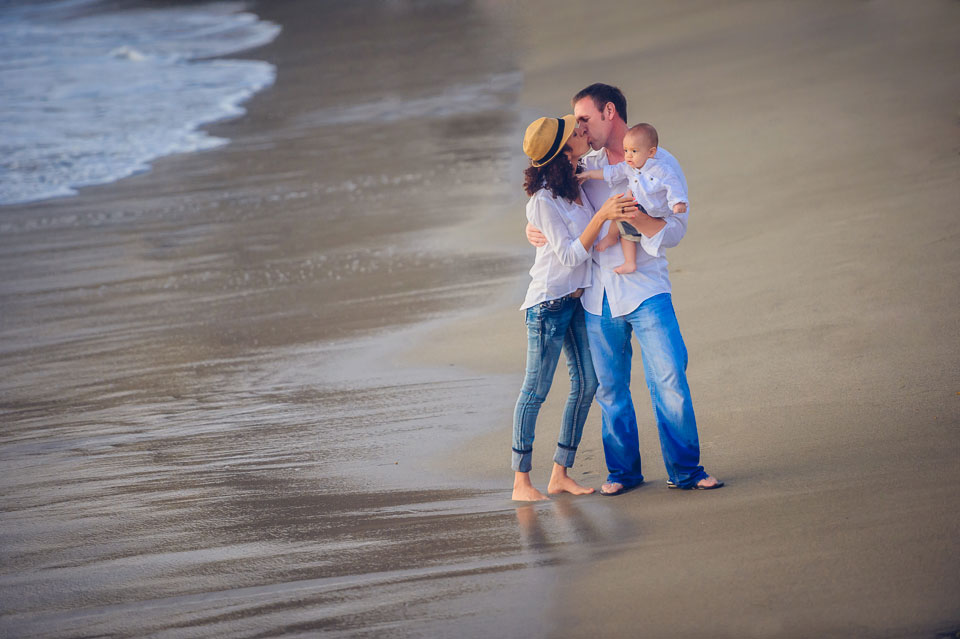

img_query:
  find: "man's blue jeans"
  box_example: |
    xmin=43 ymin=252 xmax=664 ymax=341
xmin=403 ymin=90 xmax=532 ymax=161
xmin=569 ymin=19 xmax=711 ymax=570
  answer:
xmin=512 ymin=296 xmax=598 ymax=472
xmin=584 ymin=292 xmax=707 ymax=488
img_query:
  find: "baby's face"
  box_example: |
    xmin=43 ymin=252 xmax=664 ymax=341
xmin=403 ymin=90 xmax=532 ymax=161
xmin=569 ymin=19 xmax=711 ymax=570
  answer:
xmin=623 ymin=133 xmax=656 ymax=170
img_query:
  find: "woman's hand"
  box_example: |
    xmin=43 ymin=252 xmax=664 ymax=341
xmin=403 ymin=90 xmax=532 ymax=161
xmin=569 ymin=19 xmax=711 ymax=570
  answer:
xmin=597 ymin=193 xmax=640 ymax=222
xmin=597 ymin=193 xmax=667 ymax=238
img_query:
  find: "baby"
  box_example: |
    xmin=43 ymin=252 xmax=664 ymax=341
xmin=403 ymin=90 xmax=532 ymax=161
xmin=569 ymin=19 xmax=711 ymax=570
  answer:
xmin=581 ymin=123 xmax=688 ymax=274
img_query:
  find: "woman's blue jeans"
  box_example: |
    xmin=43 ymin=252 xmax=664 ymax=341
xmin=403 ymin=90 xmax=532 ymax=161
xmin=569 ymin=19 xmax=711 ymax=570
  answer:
xmin=584 ymin=292 xmax=707 ymax=489
xmin=512 ymin=296 xmax=599 ymax=472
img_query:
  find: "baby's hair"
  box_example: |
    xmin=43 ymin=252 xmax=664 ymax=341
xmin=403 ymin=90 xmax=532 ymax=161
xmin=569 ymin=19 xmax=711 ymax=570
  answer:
xmin=627 ymin=123 xmax=658 ymax=149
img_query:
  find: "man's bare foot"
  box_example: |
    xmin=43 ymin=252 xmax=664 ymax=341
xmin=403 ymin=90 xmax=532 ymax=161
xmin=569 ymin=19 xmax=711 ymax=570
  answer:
xmin=547 ymin=465 xmax=595 ymax=495
xmin=600 ymin=482 xmax=624 ymax=496
xmin=667 ymin=475 xmax=724 ymax=490
xmin=613 ymin=262 xmax=636 ymax=274
xmin=695 ymin=476 xmax=723 ymax=489
xmin=512 ymin=471 xmax=549 ymax=501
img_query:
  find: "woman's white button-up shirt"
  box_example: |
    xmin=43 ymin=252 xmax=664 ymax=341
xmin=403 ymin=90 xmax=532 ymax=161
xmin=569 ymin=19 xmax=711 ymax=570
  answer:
xmin=520 ymin=187 xmax=593 ymax=310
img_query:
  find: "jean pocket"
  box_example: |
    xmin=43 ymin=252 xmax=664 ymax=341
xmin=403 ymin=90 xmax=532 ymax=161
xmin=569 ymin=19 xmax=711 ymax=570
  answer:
xmin=540 ymin=298 xmax=565 ymax=312
xmin=524 ymin=305 xmax=541 ymax=328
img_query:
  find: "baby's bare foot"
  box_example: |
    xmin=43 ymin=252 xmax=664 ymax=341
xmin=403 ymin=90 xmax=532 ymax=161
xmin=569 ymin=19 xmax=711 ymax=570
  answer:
xmin=547 ymin=474 xmax=595 ymax=495
xmin=613 ymin=262 xmax=636 ymax=274
xmin=596 ymin=234 xmax=618 ymax=252
xmin=512 ymin=484 xmax=550 ymax=502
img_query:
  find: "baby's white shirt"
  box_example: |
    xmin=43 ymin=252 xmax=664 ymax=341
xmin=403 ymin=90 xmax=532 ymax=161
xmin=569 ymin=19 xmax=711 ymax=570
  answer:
xmin=602 ymin=157 xmax=688 ymax=218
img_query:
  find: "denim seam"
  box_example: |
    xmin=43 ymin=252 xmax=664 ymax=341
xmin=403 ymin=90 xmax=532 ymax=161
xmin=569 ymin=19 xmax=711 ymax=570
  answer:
xmin=564 ymin=317 xmax=586 ymax=451
xmin=514 ymin=310 xmax=547 ymax=453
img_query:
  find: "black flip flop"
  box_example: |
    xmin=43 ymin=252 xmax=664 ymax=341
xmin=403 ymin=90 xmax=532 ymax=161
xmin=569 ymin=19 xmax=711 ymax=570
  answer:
xmin=667 ymin=479 xmax=724 ymax=490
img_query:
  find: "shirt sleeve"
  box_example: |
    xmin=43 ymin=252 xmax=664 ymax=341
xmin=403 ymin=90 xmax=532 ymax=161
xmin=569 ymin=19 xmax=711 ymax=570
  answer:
xmin=528 ymin=195 xmax=591 ymax=268
xmin=602 ymin=162 xmax=631 ymax=186
xmin=661 ymin=171 xmax=688 ymax=209
xmin=639 ymin=211 xmax=688 ymax=257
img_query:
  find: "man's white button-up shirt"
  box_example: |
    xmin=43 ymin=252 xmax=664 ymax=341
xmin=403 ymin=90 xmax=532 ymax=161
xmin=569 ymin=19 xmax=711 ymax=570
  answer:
xmin=579 ymin=147 xmax=690 ymax=318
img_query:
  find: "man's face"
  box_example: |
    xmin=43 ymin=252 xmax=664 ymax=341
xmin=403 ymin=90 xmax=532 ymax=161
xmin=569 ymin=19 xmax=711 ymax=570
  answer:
xmin=573 ymin=97 xmax=611 ymax=151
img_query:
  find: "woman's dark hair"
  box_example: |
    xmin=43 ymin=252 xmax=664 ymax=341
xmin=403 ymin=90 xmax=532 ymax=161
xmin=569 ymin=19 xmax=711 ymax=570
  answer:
xmin=523 ymin=149 xmax=580 ymax=201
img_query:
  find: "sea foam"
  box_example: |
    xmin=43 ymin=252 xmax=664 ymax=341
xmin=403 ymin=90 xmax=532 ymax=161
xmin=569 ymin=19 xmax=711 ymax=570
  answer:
xmin=0 ymin=0 xmax=281 ymax=206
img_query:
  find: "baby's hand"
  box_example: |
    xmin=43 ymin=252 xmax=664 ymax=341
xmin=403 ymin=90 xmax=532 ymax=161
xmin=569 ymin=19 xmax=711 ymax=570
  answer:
xmin=673 ymin=202 xmax=688 ymax=214
xmin=579 ymin=169 xmax=603 ymax=182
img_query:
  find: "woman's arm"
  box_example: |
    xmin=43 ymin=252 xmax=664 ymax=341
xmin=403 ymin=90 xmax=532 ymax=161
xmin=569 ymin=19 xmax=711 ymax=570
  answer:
xmin=577 ymin=193 xmax=640 ymax=252
xmin=529 ymin=197 xmax=592 ymax=268
xmin=526 ymin=193 xmax=637 ymax=249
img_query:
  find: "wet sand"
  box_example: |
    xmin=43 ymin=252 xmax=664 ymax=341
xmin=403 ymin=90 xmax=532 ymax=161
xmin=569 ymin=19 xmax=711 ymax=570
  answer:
xmin=1 ymin=1 xmax=541 ymax=636
xmin=2 ymin=0 xmax=959 ymax=638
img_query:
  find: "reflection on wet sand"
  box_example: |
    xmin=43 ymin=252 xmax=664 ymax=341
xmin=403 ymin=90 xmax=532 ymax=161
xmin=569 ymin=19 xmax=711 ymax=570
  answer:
xmin=4 ymin=483 xmax=642 ymax=637
xmin=515 ymin=497 xmax=636 ymax=565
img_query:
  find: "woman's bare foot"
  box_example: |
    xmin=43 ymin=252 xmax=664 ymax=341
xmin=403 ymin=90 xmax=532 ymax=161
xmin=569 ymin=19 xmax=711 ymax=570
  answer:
xmin=613 ymin=261 xmax=636 ymax=275
xmin=547 ymin=463 xmax=595 ymax=495
xmin=513 ymin=471 xmax=549 ymax=501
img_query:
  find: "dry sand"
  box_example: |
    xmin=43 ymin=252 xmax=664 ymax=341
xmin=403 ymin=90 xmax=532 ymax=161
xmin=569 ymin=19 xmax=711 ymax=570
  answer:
xmin=410 ymin=1 xmax=960 ymax=636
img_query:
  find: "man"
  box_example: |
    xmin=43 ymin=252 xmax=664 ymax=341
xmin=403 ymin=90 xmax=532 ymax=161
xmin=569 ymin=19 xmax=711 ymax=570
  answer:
xmin=527 ymin=84 xmax=722 ymax=494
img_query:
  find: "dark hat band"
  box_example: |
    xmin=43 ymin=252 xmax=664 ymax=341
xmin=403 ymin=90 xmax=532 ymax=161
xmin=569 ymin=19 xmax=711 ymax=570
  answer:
xmin=536 ymin=118 xmax=566 ymax=165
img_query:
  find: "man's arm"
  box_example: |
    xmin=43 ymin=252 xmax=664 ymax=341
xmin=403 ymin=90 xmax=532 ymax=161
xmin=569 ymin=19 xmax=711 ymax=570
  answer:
xmin=525 ymin=221 xmax=547 ymax=247
xmin=638 ymin=211 xmax=687 ymax=257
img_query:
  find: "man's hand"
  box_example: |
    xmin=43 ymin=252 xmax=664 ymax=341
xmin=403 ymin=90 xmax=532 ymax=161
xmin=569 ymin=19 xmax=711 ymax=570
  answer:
xmin=673 ymin=202 xmax=688 ymax=214
xmin=525 ymin=222 xmax=547 ymax=247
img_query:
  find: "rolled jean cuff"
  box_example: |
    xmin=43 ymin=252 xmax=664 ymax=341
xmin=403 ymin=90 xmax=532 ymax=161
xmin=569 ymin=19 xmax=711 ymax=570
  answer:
xmin=553 ymin=443 xmax=577 ymax=468
xmin=512 ymin=448 xmax=533 ymax=473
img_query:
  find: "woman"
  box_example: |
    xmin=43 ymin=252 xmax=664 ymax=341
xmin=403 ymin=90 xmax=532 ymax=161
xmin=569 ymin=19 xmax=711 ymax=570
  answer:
xmin=512 ymin=115 xmax=637 ymax=501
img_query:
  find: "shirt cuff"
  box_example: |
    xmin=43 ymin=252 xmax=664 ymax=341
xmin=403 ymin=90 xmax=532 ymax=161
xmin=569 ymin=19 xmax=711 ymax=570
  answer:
xmin=639 ymin=224 xmax=666 ymax=257
xmin=572 ymin=237 xmax=590 ymax=263
xmin=602 ymin=165 xmax=617 ymax=186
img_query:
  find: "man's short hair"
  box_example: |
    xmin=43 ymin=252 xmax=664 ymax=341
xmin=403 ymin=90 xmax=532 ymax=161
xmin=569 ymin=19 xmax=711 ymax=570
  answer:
xmin=572 ymin=83 xmax=628 ymax=123
xmin=627 ymin=123 xmax=658 ymax=148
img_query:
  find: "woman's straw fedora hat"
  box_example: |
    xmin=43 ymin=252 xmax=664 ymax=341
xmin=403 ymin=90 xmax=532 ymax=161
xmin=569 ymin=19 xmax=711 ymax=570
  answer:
xmin=523 ymin=114 xmax=577 ymax=167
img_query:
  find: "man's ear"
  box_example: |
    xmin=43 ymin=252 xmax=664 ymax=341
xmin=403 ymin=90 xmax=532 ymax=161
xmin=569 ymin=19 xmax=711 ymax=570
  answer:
xmin=603 ymin=101 xmax=615 ymax=120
